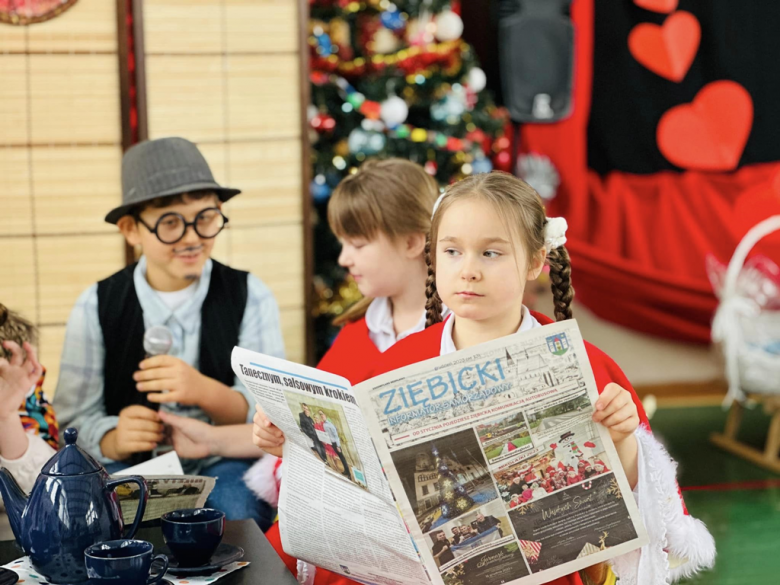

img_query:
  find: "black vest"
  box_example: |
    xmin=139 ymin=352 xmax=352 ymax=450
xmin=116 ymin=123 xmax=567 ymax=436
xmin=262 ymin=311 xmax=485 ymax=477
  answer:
xmin=96 ymin=260 xmax=248 ymax=418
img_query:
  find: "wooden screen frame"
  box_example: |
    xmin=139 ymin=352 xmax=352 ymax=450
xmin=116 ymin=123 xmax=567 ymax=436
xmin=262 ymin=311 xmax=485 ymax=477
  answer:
xmin=115 ymin=0 xmax=314 ymax=365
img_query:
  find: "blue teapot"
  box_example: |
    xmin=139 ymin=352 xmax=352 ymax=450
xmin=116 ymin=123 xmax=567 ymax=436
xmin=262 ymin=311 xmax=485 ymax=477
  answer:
xmin=0 ymin=428 xmax=148 ymax=584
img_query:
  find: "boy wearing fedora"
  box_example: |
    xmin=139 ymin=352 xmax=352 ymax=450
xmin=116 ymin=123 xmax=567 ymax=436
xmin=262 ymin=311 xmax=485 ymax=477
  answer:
xmin=55 ymin=137 xmax=284 ymax=527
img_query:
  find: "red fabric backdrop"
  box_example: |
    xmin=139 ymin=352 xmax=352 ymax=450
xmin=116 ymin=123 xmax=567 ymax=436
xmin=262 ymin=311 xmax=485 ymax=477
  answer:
xmin=519 ymin=0 xmax=780 ymax=343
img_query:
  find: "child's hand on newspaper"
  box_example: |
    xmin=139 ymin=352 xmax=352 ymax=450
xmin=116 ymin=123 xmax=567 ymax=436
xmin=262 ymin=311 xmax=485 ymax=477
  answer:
xmin=253 ymin=404 xmax=285 ymax=457
xmin=592 ymin=383 xmax=639 ymax=444
xmin=158 ymin=411 xmax=215 ymax=459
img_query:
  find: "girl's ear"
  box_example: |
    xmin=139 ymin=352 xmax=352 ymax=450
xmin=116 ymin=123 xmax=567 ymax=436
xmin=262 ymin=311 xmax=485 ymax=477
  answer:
xmin=117 ymin=215 xmax=142 ymax=247
xmin=526 ymin=247 xmax=547 ymax=281
xmin=405 ymin=232 xmax=427 ymax=259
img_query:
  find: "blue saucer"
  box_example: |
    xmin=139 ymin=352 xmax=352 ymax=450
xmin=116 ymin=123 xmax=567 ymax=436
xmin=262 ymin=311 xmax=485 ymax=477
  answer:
xmin=162 ymin=543 xmax=244 ymax=575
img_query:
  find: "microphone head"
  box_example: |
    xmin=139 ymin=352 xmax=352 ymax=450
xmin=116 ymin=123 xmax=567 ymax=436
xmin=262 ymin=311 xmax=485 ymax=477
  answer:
xmin=143 ymin=325 xmax=174 ymax=356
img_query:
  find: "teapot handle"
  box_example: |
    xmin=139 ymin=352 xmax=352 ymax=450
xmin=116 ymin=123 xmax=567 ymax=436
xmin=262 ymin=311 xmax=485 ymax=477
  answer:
xmin=106 ymin=475 xmax=148 ymax=539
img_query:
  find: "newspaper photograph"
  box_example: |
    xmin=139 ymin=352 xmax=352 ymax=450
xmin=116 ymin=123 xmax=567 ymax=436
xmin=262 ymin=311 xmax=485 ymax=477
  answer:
xmin=115 ymin=476 xmax=215 ymax=524
xmin=354 ymin=320 xmax=648 ymax=585
xmin=231 ymin=347 xmax=430 ymax=585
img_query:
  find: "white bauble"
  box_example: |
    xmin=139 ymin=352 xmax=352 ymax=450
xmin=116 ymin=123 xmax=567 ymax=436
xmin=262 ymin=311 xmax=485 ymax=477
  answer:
xmin=467 ymin=67 xmax=487 ymax=92
xmin=372 ymin=27 xmax=399 ymax=54
xmin=380 ymin=96 xmax=409 ymax=127
xmin=435 ymin=10 xmax=463 ymax=41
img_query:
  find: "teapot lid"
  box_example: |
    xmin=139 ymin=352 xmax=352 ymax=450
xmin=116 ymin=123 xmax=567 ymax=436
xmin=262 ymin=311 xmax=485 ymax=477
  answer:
xmin=42 ymin=428 xmax=104 ymax=476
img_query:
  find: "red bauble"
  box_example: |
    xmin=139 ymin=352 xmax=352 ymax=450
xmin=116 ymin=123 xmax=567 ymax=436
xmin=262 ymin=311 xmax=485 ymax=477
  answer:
xmin=493 ymin=150 xmax=513 ymax=172
xmin=446 ymin=137 xmax=464 ymax=152
xmin=424 ymin=161 xmax=438 ymax=175
xmin=310 ymin=112 xmax=336 ymax=133
xmin=359 ymin=100 xmax=382 ymax=120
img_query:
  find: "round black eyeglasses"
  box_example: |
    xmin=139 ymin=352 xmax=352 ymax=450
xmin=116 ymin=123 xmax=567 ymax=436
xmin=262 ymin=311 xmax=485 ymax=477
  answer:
xmin=137 ymin=207 xmax=228 ymax=244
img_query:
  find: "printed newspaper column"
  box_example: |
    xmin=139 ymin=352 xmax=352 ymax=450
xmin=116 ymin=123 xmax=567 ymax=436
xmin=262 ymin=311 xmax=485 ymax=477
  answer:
xmin=232 ymin=348 xmax=430 ymax=585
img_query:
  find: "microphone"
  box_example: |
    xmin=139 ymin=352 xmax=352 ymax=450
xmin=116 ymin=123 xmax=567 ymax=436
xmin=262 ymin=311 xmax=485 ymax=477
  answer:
xmin=144 ymin=325 xmax=174 ymax=357
xmin=139 ymin=325 xmax=173 ymax=413
xmin=142 ymin=325 xmax=174 ymax=457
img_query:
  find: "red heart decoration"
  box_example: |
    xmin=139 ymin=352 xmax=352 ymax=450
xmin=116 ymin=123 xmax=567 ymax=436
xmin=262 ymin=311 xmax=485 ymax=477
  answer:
xmin=657 ymin=81 xmax=753 ymax=171
xmin=633 ymin=0 xmax=678 ymax=13
xmin=550 ymin=443 xmax=557 ymax=449
xmin=628 ymin=11 xmax=700 ymax=82
xmin=583 ymin=441 xmax=596 ymax=448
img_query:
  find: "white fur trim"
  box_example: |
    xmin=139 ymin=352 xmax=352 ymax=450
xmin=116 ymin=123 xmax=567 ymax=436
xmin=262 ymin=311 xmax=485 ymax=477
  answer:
xmin=243 ymin=455 xmax=282 ymax=508
xmin=297 ymin=560 xmax=316 ymax=585
xmin=611 ymin=426 xmax=716 ymax=585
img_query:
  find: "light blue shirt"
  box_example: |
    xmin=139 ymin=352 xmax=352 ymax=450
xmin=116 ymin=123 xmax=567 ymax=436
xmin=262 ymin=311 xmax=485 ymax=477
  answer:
xmin=323 ymin=420 xmax=340 ymax=448
xmin=54 ymin=256 xmax=285 ymax=473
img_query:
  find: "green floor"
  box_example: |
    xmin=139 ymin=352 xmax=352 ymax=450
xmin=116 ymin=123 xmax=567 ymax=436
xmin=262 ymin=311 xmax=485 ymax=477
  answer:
xmin=650 ymin=406 xmax=780 ymax=584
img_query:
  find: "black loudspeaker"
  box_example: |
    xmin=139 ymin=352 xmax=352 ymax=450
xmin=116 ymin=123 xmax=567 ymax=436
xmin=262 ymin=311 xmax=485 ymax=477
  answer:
xmin=498 ymin=0 xmax=575 ymax=123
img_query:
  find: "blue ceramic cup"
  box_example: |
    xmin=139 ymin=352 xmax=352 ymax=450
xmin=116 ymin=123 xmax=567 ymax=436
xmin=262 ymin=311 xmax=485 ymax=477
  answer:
xmin=161 ymin=508 xmax=225 ymax=568
xmin=84 ymin=540 xmax=168 ymax=584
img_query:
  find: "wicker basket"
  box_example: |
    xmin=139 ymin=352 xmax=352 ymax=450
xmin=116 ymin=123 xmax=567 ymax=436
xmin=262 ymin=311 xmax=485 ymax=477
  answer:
xmin=712 ymin=215 xmax=780 ymax=403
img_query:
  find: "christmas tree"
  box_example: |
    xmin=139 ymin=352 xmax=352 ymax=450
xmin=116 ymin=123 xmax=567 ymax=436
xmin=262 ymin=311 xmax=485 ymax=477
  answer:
xmin=432 ymin=444 xmax=474 ymax=519
xmin=308 ymin=0 xmax=511 ymax=357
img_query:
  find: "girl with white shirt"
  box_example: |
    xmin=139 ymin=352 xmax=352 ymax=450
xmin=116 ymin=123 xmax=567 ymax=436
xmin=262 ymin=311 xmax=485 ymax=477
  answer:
xmin=367 ymin=171 xmax=715 ymax=585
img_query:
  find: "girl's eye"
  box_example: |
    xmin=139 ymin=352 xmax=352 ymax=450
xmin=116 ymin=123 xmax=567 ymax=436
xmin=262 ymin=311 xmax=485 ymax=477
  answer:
xmin=484 ymin=250 xmax=501 ymax=258
xmin=444 ymin=248 xmax=459 ymax=256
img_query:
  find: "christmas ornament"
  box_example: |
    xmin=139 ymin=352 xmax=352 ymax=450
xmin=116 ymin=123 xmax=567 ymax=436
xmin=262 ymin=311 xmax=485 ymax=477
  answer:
xmin=472 ymin=155 xmax=493 ymax=174
xmin=411 ymin=128 xmax=428 ymax=142
xmin=310 ymin=112 xmax=336 ymax=133
xmin=467 ymin=67 xmax=487 ymax=92
xmin=371 ymin=27 xmax=400 ymax=53
xmin=518 ymin=153 xmax=560 ymax=201
xmin=493 ymin=150 xmax=513 ymax=172
xmin=435 ymin=9 xmax=464 ymax=42
xmin=359 ymin=100 xmax=382 ymax=120
xmin=311 ymin=175 xmax=333 ymax=202
xmin=380 ymin=8 xmax=405 ymax=31
xmin=431 ymin=93 xmax=465 ymax=121
xmin=424 ymin=160 xmax=438 ymax=175
xmin=407 ymin=15 xmax=435 ymax=46
xmin=380 ymin=96 xmax=409 ymax=127
xmin=348 ymin=129 xmax=386 ymax=155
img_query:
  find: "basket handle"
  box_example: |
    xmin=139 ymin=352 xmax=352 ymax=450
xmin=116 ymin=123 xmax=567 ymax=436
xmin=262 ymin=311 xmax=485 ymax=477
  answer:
xmin=722 ymin=215 xmax=780 ymax=300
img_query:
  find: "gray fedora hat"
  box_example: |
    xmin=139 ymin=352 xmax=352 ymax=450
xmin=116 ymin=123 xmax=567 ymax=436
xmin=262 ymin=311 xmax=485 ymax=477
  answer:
xmin=105 ymin=137 xmax=241 ymax=224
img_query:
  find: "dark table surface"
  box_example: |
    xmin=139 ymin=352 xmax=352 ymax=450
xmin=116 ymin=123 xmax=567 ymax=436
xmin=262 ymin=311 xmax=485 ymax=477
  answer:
xmin=0 ymin=520 xmax=298 ymax=585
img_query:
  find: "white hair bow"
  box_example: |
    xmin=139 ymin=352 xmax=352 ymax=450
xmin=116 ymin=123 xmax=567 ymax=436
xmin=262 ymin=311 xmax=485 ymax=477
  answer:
xmin=544 ymin=217 xmax=568 ymax=253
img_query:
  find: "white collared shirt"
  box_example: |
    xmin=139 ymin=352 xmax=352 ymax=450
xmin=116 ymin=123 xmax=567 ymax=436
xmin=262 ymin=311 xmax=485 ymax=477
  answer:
xmin=365 ymin=297 xmax=450 ymax=352
xmin=440 ymin=305 xmax=541 ymax=356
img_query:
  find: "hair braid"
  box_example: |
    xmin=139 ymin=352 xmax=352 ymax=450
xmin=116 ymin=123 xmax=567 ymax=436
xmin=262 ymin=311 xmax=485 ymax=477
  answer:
xmin=547 ymin=245 xmax=574 ymax=321
xmin=424 ymin=236 xmax=443 ymax=327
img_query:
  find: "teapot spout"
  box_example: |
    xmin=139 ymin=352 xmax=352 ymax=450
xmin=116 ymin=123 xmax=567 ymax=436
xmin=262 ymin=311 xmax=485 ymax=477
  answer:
xmin=0 ymin=467 xmax=28 ymax=544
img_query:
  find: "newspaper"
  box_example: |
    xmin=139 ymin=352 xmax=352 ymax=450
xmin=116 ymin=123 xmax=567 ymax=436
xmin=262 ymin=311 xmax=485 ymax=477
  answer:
xmin=233 ymin=319 xmax=648 ymax=585
xmin=112 ymin=453 xmax=216 ymax=525
xmin=232 ymin=349 xmax=429 ymax=585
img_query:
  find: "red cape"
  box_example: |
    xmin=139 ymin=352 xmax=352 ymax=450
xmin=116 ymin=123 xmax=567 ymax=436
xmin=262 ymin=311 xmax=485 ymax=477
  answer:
xmin=316 ymin=317 xmax=382 ymax=386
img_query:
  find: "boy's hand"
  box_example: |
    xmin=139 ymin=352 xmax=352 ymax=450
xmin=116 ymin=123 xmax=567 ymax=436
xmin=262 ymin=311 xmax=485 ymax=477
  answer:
xmin=158 ymin=410 xmax=214 ymax=459
xmin=0 ymin=341 xmax=43 ymax=421
xmin=253 ymin=404 xmax=285 ymax=457
xmin=102 ymin=405 xmax=164 ymax=461
xmin=592 ymin=383 xmax=640 ymax=444
xmin=134 ymin=356 xmax=205 ymax=406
